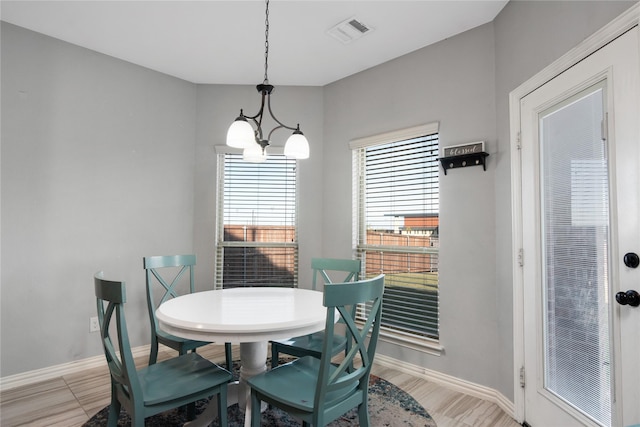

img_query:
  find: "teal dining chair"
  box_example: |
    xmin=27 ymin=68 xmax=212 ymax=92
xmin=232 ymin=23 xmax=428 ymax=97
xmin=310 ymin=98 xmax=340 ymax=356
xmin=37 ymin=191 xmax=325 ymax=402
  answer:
xmin=94 ymin=272 xmax=232 ymax=426
xmin=144 ymin=254 xmax=233 ymax=370
xmin=270 ymin=258 xmax=361 ymax=369
xmin=248 ymin=274 xmax=385 ymax=427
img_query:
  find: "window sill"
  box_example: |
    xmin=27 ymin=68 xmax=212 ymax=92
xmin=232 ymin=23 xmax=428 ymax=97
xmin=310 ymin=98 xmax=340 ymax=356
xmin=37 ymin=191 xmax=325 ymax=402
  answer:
xmin=378 ymin=328 xmax=444 ymax=357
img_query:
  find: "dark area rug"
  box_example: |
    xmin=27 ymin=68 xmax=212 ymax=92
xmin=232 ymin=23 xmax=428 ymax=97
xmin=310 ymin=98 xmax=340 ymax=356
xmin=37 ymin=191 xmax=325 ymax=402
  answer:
xmin=84 ymin=360 xmax=437 ymax=427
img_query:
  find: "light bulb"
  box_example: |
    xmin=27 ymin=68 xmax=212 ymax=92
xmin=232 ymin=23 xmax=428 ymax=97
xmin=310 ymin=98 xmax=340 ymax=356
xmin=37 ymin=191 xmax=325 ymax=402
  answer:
xmin=243 ymin=142 xmax=267 ymax=163
xmin=226 ymin=116 xmax=255 ymax=149
xmin=284 ymin=129 xmax=309 ymax=159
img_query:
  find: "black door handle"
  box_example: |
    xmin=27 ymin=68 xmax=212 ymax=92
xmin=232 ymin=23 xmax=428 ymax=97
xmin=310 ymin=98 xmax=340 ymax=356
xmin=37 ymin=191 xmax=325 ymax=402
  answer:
xmin=615 ymin=290 xmax=640 ymax=307
xmin=623 ymin=252 xmax=639 ymax=269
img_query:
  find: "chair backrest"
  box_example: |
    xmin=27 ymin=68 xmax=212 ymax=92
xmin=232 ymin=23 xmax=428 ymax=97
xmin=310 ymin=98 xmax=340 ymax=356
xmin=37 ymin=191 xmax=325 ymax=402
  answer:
xmin=315 ymin=274 xmax=385 ymax=411
xmin=144 ymin=254 xmax=196 ymax=333
xmin=311 ymin=258 xmax=361 ymax=290
xmin=94 ymin=272 xmax=142 ymax=402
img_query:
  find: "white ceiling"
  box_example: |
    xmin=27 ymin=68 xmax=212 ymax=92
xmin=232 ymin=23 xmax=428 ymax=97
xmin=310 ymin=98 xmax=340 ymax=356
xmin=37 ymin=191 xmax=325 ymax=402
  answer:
xmin=0 ymin=0 xmax=508 ymax=86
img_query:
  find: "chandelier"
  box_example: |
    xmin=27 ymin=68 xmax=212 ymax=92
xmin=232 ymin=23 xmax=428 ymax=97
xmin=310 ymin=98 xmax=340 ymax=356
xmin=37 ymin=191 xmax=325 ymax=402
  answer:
xmin=225 ymin=0 xmax=310 ymax=163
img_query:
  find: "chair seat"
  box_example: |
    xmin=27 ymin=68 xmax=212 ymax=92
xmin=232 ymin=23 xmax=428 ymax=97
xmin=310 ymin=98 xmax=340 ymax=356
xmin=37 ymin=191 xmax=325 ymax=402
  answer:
xmin=247 ymin=356 xmax=357 ymax=413
xmin=273 ymin=331 xmax=347 ymax=357
xmin=139 ymin=352 xmax=232 ymax=406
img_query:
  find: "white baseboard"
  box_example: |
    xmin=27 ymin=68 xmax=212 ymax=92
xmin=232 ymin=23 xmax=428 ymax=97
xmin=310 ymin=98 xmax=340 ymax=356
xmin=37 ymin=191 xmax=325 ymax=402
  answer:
xmin=2 ymin=344 xmax=514 ymax=421
xmin=0 ymin=345 xmax=151 ymax=392
xmin=373 ymin=353 xmax=515 ymax=419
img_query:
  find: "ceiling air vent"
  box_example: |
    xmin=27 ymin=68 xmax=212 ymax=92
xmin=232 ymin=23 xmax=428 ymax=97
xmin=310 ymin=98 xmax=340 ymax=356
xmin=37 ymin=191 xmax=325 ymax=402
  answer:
xmin=327 ymin=17 xmax=374 ymax=44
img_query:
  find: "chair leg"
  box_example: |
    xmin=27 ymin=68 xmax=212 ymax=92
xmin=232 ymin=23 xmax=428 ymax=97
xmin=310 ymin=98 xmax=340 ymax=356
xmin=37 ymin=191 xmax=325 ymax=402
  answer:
xmin=270 ymin=343 xmax=279 ymax=369
xmin=107 ymin=392 xmax=120 ymax=427
xmin=132 ymin=415 xmax=145 ymax=427
xmin=131 ymin=405 xmax=146 ymax=427
xmin=358 ymin=401 xmax=370 ymax=427
xmin=250 ymin=390 xmax=262 ymax=427
xmin=187 ymin=402 xmax=196 ymax=420
xmin=225 ymin=342 xmax=233 ymax=372
xmin=148 ymin=338 xmax=159 ymax=365
xmin=217 ymin=386 xmax=228 ymax=427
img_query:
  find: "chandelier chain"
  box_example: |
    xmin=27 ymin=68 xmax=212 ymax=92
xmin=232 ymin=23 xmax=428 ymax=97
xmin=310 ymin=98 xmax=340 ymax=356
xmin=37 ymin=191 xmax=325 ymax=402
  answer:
xmin=225 ymin=0 xmax=308 ymax=160
xmin=263 ymin=0 xmax=270 ymax=84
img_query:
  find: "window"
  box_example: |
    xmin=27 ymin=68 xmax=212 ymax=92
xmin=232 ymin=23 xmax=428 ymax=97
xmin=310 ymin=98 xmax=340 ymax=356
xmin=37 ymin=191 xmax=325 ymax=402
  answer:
xmin=215 ymin=152 xmax=298 ymax=289
xmin=351 ymin=124 xmax=440 ymax=351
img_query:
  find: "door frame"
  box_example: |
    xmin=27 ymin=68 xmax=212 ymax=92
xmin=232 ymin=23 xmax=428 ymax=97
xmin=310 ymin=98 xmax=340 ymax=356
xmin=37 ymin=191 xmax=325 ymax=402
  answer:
xmin=509 ymin=4 xmax=639 ymax=424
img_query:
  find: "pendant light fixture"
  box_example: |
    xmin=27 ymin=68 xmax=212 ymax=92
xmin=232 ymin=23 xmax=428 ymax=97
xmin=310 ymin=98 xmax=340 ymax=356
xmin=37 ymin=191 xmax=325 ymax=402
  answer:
xmin=226 ymin=0 xmax=310 ymax=163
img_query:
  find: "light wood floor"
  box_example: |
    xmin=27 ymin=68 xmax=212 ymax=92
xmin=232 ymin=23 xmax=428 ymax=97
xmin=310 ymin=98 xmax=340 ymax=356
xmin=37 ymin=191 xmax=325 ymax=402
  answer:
xmin=1 ymin=344 xmax=520 ymax=427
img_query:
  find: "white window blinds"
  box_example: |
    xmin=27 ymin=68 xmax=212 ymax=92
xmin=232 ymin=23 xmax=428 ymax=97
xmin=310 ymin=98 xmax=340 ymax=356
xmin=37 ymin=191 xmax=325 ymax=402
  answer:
xmin=353 ymin=125 xmax=440 ymax=341
xmin=215 ymin=153 xmax=298 ymax=288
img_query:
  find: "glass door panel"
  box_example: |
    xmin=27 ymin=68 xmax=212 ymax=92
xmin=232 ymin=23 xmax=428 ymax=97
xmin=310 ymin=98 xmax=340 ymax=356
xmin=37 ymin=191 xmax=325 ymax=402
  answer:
xmin=539 ymin=83 xmax=611 ymax=426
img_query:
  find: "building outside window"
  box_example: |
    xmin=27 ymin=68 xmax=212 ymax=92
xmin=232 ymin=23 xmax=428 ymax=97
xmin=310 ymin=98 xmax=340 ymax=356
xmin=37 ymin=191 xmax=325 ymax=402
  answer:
xmin=215 ymin=152 xmax=298 ymax=289
xmin=351 ymin=124 xmax=440 ymax=350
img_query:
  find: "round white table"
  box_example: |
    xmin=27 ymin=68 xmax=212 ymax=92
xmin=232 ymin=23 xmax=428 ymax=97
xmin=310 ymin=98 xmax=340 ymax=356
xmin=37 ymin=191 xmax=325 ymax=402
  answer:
xmin=156 ymin=287 xmax=327 ymax=427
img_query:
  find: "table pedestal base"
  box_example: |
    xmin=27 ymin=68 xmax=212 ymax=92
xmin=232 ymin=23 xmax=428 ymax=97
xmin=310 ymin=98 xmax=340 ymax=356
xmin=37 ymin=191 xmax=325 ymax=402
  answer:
xmin=185 ymin=341 xmax=268 ymax=427
xmin=238 ymin=341 xmax=268 ymax=424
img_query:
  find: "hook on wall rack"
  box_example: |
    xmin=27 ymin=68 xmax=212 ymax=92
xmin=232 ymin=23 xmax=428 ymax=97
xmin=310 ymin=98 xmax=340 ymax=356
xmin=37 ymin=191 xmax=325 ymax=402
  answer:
xmin=439 ymin=151 xmax=489 ymax=175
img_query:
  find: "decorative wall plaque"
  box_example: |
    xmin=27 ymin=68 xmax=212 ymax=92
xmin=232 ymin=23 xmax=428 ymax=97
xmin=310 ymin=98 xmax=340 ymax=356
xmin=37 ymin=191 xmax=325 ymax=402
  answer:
xmin=441 ymin=141 xmax=485 ymax=157
xmin=439 ymin=141 xmax=488 ymax=175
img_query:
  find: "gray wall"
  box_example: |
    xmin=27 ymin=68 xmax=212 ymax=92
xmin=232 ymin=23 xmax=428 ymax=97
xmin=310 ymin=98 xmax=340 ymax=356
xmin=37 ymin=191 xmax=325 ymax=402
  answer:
xmin=323 ymin=21 xmax=500 ymax=389
xmin=1 ymin=22 xmax=198 ymax=376
xmin=1 ymin=1 xmax=634 ymax=402
xmin=0 ymin=21 xmax=324 ymax=378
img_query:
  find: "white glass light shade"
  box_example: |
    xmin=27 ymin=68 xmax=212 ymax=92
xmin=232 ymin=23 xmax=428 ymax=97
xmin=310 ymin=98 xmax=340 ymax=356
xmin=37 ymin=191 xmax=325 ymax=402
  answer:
xmin=284 ymin=131 xmax=310 ymax=159
xmin=243 ymin=142 xmax=267 ymax=163
xmin=226 ymin=118 xmax=255 ymax=149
